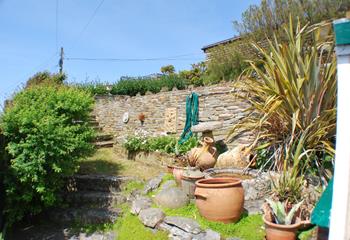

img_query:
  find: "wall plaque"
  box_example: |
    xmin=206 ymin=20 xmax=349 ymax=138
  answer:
xmin=164 ymin=108 xmax=177 ymax=133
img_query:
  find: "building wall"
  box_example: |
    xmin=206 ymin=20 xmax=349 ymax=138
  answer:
xmin=93 ymin=83 xmax=253 ymax=147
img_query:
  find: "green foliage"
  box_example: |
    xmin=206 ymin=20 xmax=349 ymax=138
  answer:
xmin=179 ymin=62 xmax=206 ymax=86
xmin=1 ymin=85 xmax=95 ymax=225
xmin=228 ymin=19 xmax=336 ymax=179
xmin=160 ymin=64 xmax=175 ymax=75
xmin=204 ymin=46 xmax=249 ymax=84
xmin=233 ymin=0 xmax=350 ymax=41
xmin=110 ymin=75 xmax=187 ymax=96
xmin=123 ymin=135 xmax=198 ymax=155
xmin=73 ymin=81 xmax=111 ymax=95
xmin=162 ymin=203 xmax=265 ymax=239
xmin=26 ymin=71 xmax=66 ymax=88
xmin=122 ymin=180 xmax=145 ymax=195
xmin=114 ymin=206 xmax=168 ymax=240
xmin=266 ymin=199 xmax=303 ymax=225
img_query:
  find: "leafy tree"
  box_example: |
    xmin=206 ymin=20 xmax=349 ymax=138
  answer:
xmin=160 ymin=65 xmax=175 ymax=75
xmin=233 ymin=0 xmax=350 ymax=41
xmin=179 ymin=62 xmax=206 ymax=86
xmin=26 ymin=71 xmax=66 ymax=88
xmin=1 ymin=85 xmax=95 ymax=225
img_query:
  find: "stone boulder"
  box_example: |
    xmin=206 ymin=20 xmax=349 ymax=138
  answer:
xmin=154 ymin=187 xmax=189 ymax=209
xmin=164 ymin=216 xmax=202 ymax=234
xmin=130 ymin=196 xmax=152 ymax=215
xmin=138 ymin=208 xmax=165 ymax=228
xmin=143 ymin=174 xmax=164 ymax=194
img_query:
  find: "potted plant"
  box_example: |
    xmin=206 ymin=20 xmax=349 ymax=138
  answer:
xmin=138 ymin=113 xmax=145 ymax=125
xmin=263 ymin=199 xmax=304 ymax=240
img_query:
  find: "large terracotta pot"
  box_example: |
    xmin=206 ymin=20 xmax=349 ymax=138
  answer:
xmin=263 ymin=216 xmax=300 ymax=240
xmin=188 ymin=137 xmax=217 ymax=171
xmin=194 ymin=177 xmax=244 ymax=223
xmin=173 ymin=166 xmax=198 ymax=187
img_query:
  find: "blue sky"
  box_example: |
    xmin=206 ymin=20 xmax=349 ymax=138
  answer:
xmin=0 ymin=0 xmax=260 ymax=106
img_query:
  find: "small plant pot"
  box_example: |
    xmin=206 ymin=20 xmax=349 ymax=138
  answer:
xmin=194 ymin=177 xmax=244 ymax=223
xmin=172 ymin=166 xmax=197 ymax=187
xmin=181 ymin=170 xmax=204 ymax=198
xmin=263 ymin=216 xmax=301 ymax=240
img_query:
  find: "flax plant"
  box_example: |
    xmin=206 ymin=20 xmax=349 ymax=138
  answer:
xmin=228 ymin=18 xmax=336 ymax=179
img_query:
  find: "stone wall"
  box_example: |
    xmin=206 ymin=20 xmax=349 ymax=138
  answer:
xmin=93 ymin=83 xmax=253 ymax=148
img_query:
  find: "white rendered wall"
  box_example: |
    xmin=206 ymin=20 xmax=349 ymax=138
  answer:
xmin=329 ymin=45 xmax=350 ymax=240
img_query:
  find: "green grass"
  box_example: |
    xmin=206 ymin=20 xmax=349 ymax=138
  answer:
xmin=122 ymin=180 xmax=145 ymax=194
xmin=162 ymin=203 xmax=265 ymax=240
xmin=113 ymin=206 xmax=168 ymax=240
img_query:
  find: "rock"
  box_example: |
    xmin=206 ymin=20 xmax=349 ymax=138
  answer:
xmin=68 ymin=231 xmax=117 ymax=240
xmin=161 ymin=180 xmax=176 ymax=190
xmin=130 ymin=196 xmax=152 ymax=215
xmin=244 ymin=199 xmax=264 ymax=215
xmin=154 ymin=187 xmax=189 ymax=209
xmin=143 ymin=174 xmax=164 ymax=194
xmin=216 ymin=145 xmax=251 ymax=168
xmin=138 ymin=208 xmax=165 ymax=228
xmin=164 ymin=216 xmax=202 ymax=234
xmin=168 ymin=227 xmax=193 ymax=240
xmin=192 ymin=229 xmax=221 ymax=240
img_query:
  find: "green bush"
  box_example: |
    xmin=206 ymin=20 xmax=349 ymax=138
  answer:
xmin=204 ymin=46 xmax=249 ymax=84
xmin=1 ymin=85 xmax=95 ymax=225
xmin=26 ymin=71 xmax=66 ymax=88
xmin=123 ymin=135 xmax=198 ymax=155
xmin=73 ymin=81 xmax=111 ymax=95
xmin=110 ymin=75 xmax=188 ymax=96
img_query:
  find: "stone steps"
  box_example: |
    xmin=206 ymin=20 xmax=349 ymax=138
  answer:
xmin=63 ymin=191 xmax=126 ymax=208
xmin=49 ymin=207 xmax=120 ymax=224
xmin=51 ymin=174 xmax=133 ymax=225
xmin=67 ymin=174 xmax=132 ymax=192
xmin=95 ymin=140 xmax=114 ymax=148
xmin=89 ymin=114 xmax=114 ymax=148
xmin=95 ymin=133 xmax=114 ymax=142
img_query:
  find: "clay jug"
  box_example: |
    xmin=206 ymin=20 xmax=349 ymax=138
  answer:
xmin=188 ymin=137 xmax=217 ymax=171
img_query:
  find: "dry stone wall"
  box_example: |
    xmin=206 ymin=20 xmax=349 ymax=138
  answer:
xmin=93 ymin=83 xmax=253 ymax=148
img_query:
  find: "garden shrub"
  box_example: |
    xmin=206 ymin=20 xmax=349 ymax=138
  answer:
xmin=74 ymin=81 xmax=111 ymax=95
xmin=26 ymin=71 xmax=66 ymax=88
xmin=203 ymin=45 xmax=249 ymax=84
xmin=123 ymin=135 xmax=198 ymax=155
xmin=1 ymin=85 xmax=95 ymax=225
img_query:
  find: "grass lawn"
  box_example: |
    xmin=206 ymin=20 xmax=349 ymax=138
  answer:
xmin=78 ymin=148 xmax=165 ymax=180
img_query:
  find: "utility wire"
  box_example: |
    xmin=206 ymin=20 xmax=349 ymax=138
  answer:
xmin=68 ymin=0 xmax=105 ymax=51
xmin=65 ymin=53 xmax=204 ymax=62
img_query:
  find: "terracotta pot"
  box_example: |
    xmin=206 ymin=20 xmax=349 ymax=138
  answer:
xmin=181 ymin=169 xmax=205 ymax=198
xmin=173 ymin=166 xmax=197 ymax=187
xmin=167 ymin=165 xmax=174 ymax=174
xmin=263 ymin=216 xmax=301 ymax=240
xmin=188 ymin=137 xmax=217 ymax=171
xmin=194 ymin=177 xmax=244 ymax=223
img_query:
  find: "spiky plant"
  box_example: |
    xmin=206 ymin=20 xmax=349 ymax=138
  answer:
xmin=265 ymin=199 xmax=304 ymax=225
xmin=228 ymin=18 xmax=336 ymax=178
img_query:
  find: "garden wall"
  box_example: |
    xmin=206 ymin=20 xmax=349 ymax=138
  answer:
xmin=93 ymin=83 xmax=253 ymax=148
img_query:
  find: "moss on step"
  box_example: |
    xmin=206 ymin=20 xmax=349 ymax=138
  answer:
xmin=161 ymin=203 xmax=265 ymax=240
xmin=113 ymin=205 xmax=168 ymax=240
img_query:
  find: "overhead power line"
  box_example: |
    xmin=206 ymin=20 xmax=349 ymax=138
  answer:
xmin=69 ymin=0 xmax=105 ymax=50
xmin=65 ymin=53 xmax=204 ymax=62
